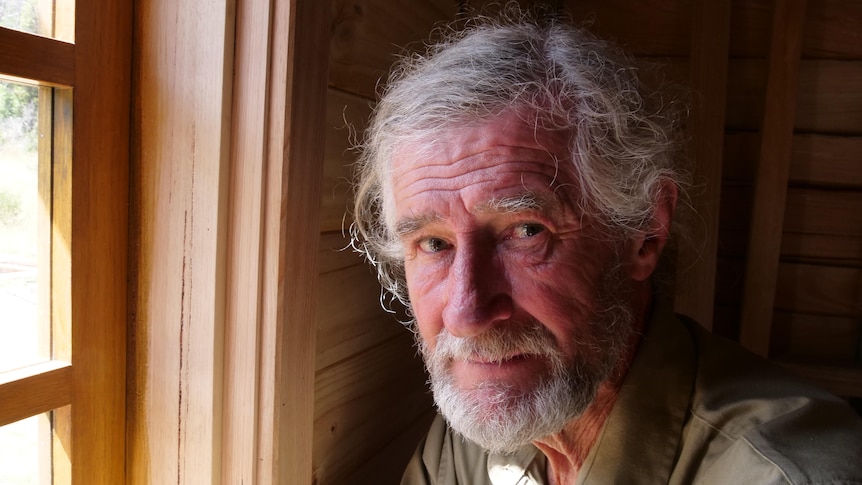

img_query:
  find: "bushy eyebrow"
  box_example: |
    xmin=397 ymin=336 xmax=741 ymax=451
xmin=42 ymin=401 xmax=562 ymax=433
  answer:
xmin=395 ymin=213 xmax=440 ymax=238
xmin=475 ymin=191 xmax=555 ymax=214
xmin=394 ymin=190 xmax=559 ymax=238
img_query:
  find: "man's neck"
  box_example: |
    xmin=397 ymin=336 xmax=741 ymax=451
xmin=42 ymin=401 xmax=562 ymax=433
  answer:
xmin=533 ymin=294 xmax=650 ymax=484
xmin=533 ymin=380 xmax=621 ymax=484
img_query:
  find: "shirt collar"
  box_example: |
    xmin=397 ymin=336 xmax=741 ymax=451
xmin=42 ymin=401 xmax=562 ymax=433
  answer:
xmin=487 ymin=444 xmax=547 ymax=485
xmin=576 ymin=302 xmax=696 ymax=484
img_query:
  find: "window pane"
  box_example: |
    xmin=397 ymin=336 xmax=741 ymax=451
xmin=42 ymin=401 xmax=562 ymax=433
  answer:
xmin=0 ymin=0 xmax=74 ymax=42
xmin=0 ymin=411 xmax=52 ymax=484
xmin=0 ymin=0 xmax=39 ymax=35
xmin=0 ymin=79 xmax=47 ymax=374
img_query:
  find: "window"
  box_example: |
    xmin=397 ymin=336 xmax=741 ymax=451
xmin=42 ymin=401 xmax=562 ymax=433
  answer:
xmin=0 ymin=0 xmax=130 ymax=482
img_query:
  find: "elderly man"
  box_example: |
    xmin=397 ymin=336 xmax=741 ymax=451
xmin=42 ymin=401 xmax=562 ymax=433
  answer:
xmin=351 ymin=14 xmax=862 ymax=485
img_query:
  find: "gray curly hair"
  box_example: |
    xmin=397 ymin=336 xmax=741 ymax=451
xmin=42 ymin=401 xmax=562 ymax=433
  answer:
xmin=351 ymin=13 xmax=687 ymax=310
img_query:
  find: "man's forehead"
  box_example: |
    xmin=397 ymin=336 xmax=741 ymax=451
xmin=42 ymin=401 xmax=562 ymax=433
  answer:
xmin=390 ymin=112 xmax=570 ymax=172
xmin=394 ymin=189 xmax=564 ymax=237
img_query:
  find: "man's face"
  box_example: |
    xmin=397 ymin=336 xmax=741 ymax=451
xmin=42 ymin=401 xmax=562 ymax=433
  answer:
xmin=390 ymin=111 xmax=638 ymax=452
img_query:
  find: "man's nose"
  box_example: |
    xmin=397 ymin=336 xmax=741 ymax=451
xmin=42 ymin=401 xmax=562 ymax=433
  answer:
xmin=441 ymin=243 xmax=513 ymax=337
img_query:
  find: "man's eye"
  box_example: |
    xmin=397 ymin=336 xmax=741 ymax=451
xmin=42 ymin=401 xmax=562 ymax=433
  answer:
xmin=418 ymin=237 xmax=450 ymax=253
xmin=512 ymin=223 xmax=546 ymax=239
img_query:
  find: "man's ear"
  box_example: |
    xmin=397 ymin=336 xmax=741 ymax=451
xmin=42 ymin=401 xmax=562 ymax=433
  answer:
xmin=628 ymin=180 xmax=678 ymax=282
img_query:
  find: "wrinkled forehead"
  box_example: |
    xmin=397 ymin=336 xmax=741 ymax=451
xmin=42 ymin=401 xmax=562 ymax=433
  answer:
xmin=382 ymin=112 xmax=575 ymax=228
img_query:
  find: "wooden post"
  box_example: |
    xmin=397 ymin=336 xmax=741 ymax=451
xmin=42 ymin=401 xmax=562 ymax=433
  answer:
xmin=673 ymin=0 xmax=732 ymax=330
xmin=739 ymin=0 xmax=808 ymax=357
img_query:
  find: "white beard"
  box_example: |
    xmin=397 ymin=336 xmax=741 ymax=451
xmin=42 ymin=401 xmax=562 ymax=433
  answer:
xmin=417 ymin=265 xmax=634 ymax=454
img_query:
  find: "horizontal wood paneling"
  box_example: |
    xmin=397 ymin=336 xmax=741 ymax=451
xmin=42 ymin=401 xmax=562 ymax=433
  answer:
xmin=716 ymin=259 xmax=862 ymax=318
xmin=715 ymin=307 xmax=861 ymax=367
xmin=719 ymin=186 xmax=862 ymax=240
xmin=720 ymin=230 xmax=862 ymax=267
xmin=566 ymin=0 xmax=690 ymax=56
xmin=317 ymin=232 xmax=408 ymax=371
xmin=778 ymin=362 xmax=862 ymax=398
xmin=313 ymin=335 xmax=431 ymax=485
xmin=771 ymin=312 xmax=861 ymax=364
xmin=718 ymin=188 xmax=862 ymax=270
xmin=774 ymin=263 xmax=862 ymax=317
xmin=321 ymin=89 xmax=372 ymax=233
xmin=562 ymin=0 xmax=862 ymax=59
xmin=723 ymin=132 xmax=862 ymax=187
xmin=329 ymin=0 xmax=458 ymax=99
xmin=730 ymin=0 xmax=862 ymax=59
xmin=726 ymin=59 xmax=862 ymax=134
xmin=347 ymin=407 xmax=436 ymax=480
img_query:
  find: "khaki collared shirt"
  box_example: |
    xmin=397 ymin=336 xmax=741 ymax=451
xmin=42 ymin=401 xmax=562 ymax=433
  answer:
xmin=402 ymin=305 xmax=862 ymax=484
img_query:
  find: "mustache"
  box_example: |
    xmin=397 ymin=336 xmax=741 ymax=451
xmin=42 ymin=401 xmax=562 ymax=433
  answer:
xmin=422 ymin=322 xmax=563 ymax=365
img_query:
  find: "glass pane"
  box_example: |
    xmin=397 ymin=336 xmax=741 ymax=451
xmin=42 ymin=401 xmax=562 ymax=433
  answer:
xmin=0 ymin=79 xmax=47 ymax=374
xmin=0 ymin=412 xmax=52 ymax=485
xmin=0 ymin=0 xmax=74 ymax=42
xmin=0 ymin=0 xmax=40 ymax=35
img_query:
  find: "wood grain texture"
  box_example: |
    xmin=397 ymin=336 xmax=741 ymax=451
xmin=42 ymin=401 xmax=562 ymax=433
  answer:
xmin=558 ymin=0 xmax=862 ymax=59
xmin=773 ymin=263 xmax=862 ymax=317
xmin=313 ymin=335 xmax=432 ymax=484
xmin=718 ymin=186 xmax=862 ymax=266
xmin=770 ymin=312 xmax=861 ymax=364
xmin=716 ymin=259 xmax=862 ymax=320
xmin=316 ymin=232 xmax=407 ymax=372
xmin=673 ymin=0 xmax=731 ymax=330
xmin=36 ymin=87 xmax=52 ymax=363
xmin=723 ymin=132 xmax=862 ymax=188
xmin=270 ymin=1 xmax=332 ymax=483
xmin=565 ymin=0 xmax=690 ymax=56
xmin=739 ymin=0 xmax=808 ymax=357
xmin=0 ymin=26 xmax=74 ymax=86
xmin=128 ymin=0 xmax=233 ymax=483
xmin=73 ymin=0 xmax=132 ymax=482
xmin=329 ymin=0 xmax=458 ymax=98
xmin=730 ymin=0 xmax=862 ymax=59
xmin=720 ymin=186 xmax=862 ymax=239
xmin=221 ymin=0 xmax=269 ymax=480
xmin=49 ymin=86 xmax=74 ymax=484
xmin=777 ymin=362 xmax=862 ymax=398
xmin=726 ymin=59 xmax=862 ymax=134
xmin=0 ymin=363 xmax=72 ymax=427
xmin=714 ymin=261 xmax=862 ymax=366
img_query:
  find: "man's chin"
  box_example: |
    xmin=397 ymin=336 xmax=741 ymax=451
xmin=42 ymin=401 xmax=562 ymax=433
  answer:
xmin=432 ymin=377 xmax=583 ymax=454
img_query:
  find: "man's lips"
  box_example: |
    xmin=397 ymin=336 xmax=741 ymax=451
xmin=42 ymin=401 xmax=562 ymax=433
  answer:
xmin=463 ymin=353 xmax=529 ymax=365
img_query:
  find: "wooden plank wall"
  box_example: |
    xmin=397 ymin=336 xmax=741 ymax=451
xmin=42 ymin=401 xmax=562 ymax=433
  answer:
xmin=528 ymin=0 xmax=862 ymax=396
xmin=315 ymin=0 xmax=862 ymax=481
xmin=718 ymin=1 xmax=862 ymax=383
xmin=314 ymin=1 xmax=458 ymax=483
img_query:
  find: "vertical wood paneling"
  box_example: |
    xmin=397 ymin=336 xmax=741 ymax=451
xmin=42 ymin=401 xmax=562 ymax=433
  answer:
xmin=673 ymin=0 xmax=731 ymax=330
xmin=128 ymin=0 xmax=234 ymax=482
xmin=739 ymin=0 xmax=808 ymax=357
xmin=268 ymin=1 xmax=331 ymax=483
xmin=221 ymin=0 xmax=269 ymax=480
xmin=73 ymin=0 xmax=131 ymax=482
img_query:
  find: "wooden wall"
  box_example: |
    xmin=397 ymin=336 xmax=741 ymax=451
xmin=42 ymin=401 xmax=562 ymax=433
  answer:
xmin=314 ymin=0 xmax=862 ymax=482
xmin=314 ymin=1 xmax=458 ymax=483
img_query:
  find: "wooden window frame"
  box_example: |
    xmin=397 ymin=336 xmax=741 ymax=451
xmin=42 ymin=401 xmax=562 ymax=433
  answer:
xmin=127 ymin=0 xmax=330 ymax=482
xmin=0 ymin=0 xmax=131 ymax=482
